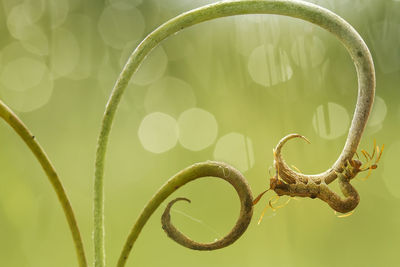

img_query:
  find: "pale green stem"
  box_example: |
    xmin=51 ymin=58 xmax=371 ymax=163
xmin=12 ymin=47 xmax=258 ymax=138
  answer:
xmin=94 ymin=1 xmax=375 ymax=266
xmin=0 ymin=99 xmax=87 ymax=267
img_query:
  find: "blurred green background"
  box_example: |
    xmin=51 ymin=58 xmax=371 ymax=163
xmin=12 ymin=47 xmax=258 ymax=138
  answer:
xmin=0 ymin=0 xmax=399 ymax=266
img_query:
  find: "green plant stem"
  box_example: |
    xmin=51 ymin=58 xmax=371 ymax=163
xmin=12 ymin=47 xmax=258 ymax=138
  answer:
xmin=0 ymin=99 xmax=87 ymax=267
xmin=94 ymin=1 xmax=374 ymax=266
xmin=117 ymin=161 xmax=253 ymax=267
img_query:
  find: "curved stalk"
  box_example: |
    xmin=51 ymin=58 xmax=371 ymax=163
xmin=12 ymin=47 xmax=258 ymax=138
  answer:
xmin=117 ymin=161 xmax=253 ymax=266
xmin=0 ymin=99 xmax=87 ymax=267
xmin=94 ymin=1 xmax=374 ymax=266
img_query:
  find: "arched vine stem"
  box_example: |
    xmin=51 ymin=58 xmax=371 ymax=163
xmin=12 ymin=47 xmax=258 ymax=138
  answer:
xmin=94 ymin=1 xmax=375 ymax=267
xmin=0 ymin=99 xmax=87 ymax=267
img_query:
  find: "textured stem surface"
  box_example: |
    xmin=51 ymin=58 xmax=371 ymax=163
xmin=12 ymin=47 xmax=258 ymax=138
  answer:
xmin=117 ymin=161 xmax=253 ymax=267
xmin=94 ymin=1 xmax=375 ymax=266
xmin=0 ymin=100 xmax=87 ymax=267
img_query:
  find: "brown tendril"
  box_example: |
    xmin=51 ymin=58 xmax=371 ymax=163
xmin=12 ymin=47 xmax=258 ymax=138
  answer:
xmin=159 ymin=162 xmax=253 ymax=251
xmin=117 ymin=161 xmax=253 ymax=266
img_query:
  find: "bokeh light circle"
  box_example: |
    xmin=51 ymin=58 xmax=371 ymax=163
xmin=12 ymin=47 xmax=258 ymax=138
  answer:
xmin=0 ymin=59 xmax=53 ymax=113
xmin=248 ymin=44 xmax=293 ymax=87
xmin=178 ymin=108 xmax=218 ymax=151
xmin=20 ymin=25 xmax=49 ymax=56
xmin=138 ymin=112 xmax=178 ymax=154
xmin=7 ymin=5 xmax=33 ymax=39
xmin=23 ymin=0 xmax=46 ymax=23
xmin=98 ymin=5 xmax=145 ymax=49
xmin=0 ymin=57 xmax=47 ymax=92
xmin=50 ymin=28 xmax=80 ymax=78
xmin=44 ymin=0 xmax=70 ymax=29
xmin=213 ymin=132 xmax=255 ymax=173
xmin=312 ymin=102 xmax=350 ymax=140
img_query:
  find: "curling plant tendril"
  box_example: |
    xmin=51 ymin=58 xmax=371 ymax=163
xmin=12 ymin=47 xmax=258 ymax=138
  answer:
xmin=0 ymin=1 xmax=377 ymax=267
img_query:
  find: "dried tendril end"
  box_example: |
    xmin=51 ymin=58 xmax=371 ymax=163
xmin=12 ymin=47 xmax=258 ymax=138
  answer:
xmin=272 ymin=134 xmax=313 ymax=185
xmin=300 ymin=135 xmax=311 ymax=144
xmin=161 ymin=197 xmax=191 ymax=233
xmin=253 ymin=189 xmax=270 ymax=206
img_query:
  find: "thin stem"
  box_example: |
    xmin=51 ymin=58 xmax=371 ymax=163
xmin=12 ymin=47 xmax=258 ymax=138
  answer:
xmin=117 ymin=161 xmax=253 ymax=267
xmin=0 ymin=99 xmax=87 ymax=267
xmin=94 ymin=0 xmax=374 ymax=266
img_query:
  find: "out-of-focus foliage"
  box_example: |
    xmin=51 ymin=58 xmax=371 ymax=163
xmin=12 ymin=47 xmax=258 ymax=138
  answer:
xmin=0 ymin=0 xmax=399 ymax=266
